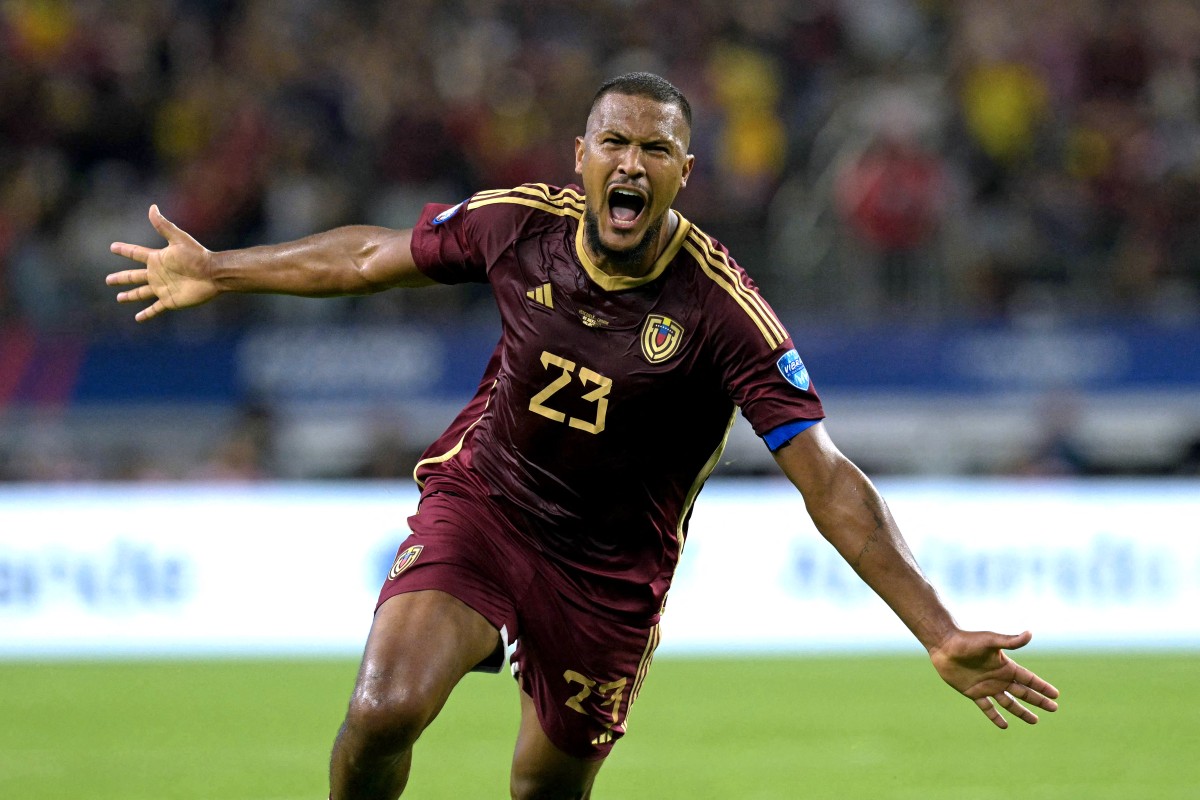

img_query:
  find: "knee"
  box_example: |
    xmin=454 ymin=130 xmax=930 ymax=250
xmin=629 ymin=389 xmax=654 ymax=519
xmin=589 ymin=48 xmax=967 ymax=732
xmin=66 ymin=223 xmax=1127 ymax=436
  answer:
xmin=510 ymin=771 xmax=593 ymax=800
xmin=342 ymin=682 xmax=437 ymax=753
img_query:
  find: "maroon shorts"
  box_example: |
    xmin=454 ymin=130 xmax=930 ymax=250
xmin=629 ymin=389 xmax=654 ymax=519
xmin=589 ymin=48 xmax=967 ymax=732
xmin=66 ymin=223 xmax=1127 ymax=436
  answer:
xmin=377 ymin=489 xmax=660 ymax=760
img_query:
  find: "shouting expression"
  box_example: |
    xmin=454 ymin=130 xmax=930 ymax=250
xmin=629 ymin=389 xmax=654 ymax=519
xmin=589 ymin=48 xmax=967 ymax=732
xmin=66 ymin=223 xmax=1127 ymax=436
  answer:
xmin=575 ymin=92 xmax=694 ymax=277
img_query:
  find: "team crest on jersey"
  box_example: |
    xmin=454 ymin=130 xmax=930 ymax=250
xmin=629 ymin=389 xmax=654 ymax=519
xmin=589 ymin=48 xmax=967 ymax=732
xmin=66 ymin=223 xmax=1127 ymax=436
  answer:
xmin=640 ymin=314 xmax=685 ymax=363
xmin=776 ymin=349 xmax=811 ymax=390
xmin=431 ymin=202 xmax=463 ymax=225
xmin=388 ymin=545 xmax=424 ymax=580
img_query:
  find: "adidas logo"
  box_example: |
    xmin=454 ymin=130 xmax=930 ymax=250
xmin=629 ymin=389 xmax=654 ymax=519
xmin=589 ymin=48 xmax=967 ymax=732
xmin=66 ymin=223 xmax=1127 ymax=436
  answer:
xmin=526 ymin=282 xmax=554 ymax=309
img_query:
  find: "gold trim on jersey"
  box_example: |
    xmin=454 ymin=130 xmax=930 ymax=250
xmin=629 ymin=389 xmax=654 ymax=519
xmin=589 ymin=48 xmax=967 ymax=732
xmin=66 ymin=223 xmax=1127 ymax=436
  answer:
xmin=574 ymin=210 xmax=693 ymax=292
xmin=682 ymin=230 xmax=788 ymax=350
xmin=467 ymin=184 xmax=585 ymax=217
xmin=468 ymin=196 xmax=583 ymax=218
xmin=411 ymin=381 xmax=498 ymax=488
xmin=675 ymin=409 xmax=736 ymax=558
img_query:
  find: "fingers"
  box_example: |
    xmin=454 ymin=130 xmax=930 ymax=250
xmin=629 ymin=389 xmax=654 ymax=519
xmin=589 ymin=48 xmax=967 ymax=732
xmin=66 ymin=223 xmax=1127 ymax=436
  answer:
xmin=110 ymin=205 xmax=182 ymax=261
xmin=109 ymin=206 xmax=180 ymax=323
xmin=1011 ymin=662 xmax=1061 ymax=702
xmin=115 ymin=284 xmax=158 ymax=304
xmin=107 ymin=270 xmax=160 ymax=311
xmin=976 ymin=677 xmax=1058 ymax=730
xmin=1007 ymin=681 xmax=1059 ymax=713
xmin=976 ymin=629 xmax=1032 ymax=653
xmin=995 ymin=689 xmax=1039 ymax=725
xmin=1001 ymin=630 xmax=1034 ymax=650
xmin=977 ymin=690 xmax=1036 ymax=729
xmin=109 ymin=242 xmax=152 ymax=264
xmin=106 ymin=268 xmax=149 ymax=287
xmin=975 ymin=697 xmax=1008 ymax=729
xmin=148 ymin=204 xmax=182 ymax=243
xmin=135 ymin=299 xmax=168 ymax=323
xmin=105 ymin=265 xmax=163 ymax=321
xmin=945 ymin=630 xmax=1058 ymax=730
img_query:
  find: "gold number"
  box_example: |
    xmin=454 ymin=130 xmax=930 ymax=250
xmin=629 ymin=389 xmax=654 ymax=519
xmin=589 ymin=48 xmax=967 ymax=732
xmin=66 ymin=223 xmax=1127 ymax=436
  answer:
xmin=563 ymin=670 xmax=596 ymax=715
xmin=570 ymin=367 xmax=612 ymax=434
xmin=528 ymin=351 xmax=576 ymax=423
xmin=598 ymin=677 xmax=627 ymax=725
xmin=528 ymin=351 xmax=611 ymax=434
xmin=563 ymin=671 xmax=628 ymax=729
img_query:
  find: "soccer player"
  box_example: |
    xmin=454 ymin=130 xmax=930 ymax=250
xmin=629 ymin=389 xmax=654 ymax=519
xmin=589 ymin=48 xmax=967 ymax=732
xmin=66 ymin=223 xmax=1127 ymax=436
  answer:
xmin=107 ymin=73 xmax=1059 ymax=800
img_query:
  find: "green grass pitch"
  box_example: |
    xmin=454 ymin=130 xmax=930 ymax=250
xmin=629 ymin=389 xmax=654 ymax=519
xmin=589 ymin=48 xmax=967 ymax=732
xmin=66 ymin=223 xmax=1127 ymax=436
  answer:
xmin=2 ymin=652 xmax=1197 ymax=799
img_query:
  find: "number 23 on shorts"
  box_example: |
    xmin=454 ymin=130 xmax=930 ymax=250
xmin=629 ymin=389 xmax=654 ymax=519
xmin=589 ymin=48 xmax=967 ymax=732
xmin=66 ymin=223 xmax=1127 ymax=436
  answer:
xmin=563 ymin=670 xmax=629 ymax=743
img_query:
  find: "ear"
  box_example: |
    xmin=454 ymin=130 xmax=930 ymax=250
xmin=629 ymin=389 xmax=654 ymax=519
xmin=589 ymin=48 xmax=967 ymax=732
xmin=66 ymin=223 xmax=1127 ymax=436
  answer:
xmin=679 ymin=153 xmax=695 ymax=189
xmin=574 ymin=136 xmax=585 ymax=176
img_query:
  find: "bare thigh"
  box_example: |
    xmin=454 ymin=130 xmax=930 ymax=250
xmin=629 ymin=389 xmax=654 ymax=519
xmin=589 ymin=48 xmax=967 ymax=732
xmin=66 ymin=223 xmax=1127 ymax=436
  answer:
xmin=330 ymin=589 xmax=503 ymax=799
xmin=351 ymin=588 xmax=501 ymax=721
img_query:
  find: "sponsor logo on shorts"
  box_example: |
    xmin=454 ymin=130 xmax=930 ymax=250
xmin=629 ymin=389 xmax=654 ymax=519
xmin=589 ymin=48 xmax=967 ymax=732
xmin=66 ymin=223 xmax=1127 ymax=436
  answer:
xmin=388 ymin=545 xmax=424 ymax=580
xmin=776 ymin=349 xmax=811 ymax=390
xmin=640 ymin=314 xmax=684 ymax=363
xmin=431 ymin=202 xmax=463 ymax=225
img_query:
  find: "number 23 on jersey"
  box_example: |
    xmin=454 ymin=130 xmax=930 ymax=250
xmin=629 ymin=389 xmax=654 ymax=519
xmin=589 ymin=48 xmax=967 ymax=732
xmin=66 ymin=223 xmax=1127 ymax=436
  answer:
xmin=528 ymin=350 xmax=612 ymax=434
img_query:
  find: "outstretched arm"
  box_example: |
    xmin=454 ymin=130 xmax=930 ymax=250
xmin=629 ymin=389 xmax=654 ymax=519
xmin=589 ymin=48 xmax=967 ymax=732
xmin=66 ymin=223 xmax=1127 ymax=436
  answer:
xmin=107 ymin=205 xmax=434 ymax=322
xmin=773 ymin=422 xmax=1060 ymax=728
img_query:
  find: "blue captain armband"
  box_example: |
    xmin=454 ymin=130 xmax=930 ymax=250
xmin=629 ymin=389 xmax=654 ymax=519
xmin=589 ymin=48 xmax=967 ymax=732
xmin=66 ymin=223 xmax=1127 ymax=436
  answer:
xmin=763 ymin=419 xmax=821 ymax=452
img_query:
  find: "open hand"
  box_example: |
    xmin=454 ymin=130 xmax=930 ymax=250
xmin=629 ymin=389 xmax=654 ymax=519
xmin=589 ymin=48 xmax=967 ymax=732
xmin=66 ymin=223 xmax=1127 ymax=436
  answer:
xmin=929 ymin=629 xmax=1060 ymax=729
xmin=107 ymin=205 xmax=219 ymax=322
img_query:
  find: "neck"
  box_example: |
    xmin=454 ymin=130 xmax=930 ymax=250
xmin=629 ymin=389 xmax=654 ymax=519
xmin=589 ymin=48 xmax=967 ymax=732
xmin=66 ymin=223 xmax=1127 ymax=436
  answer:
xmin=583 ymin=210 xmax=677 ymax=278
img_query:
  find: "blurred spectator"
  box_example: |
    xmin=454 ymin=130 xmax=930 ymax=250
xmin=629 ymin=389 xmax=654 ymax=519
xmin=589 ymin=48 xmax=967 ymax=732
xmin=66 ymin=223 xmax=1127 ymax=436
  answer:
xmin=187 ymin=402 xmax=277 ymax=482
xmin=3 ymin=0 xmax=1199 ymax=331
xmin=353 ymin=431 xmax=423 ymax=481
xmin=834 ymin=131 xmax=948 ymax=314
xmin=1009 ymin=392 xmax=1091 ymax=477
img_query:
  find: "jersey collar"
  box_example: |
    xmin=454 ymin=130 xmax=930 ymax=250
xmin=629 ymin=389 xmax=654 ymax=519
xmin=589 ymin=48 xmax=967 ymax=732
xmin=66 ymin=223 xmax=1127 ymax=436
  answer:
xmin=574 ymin=210 xmax=693 ymax=291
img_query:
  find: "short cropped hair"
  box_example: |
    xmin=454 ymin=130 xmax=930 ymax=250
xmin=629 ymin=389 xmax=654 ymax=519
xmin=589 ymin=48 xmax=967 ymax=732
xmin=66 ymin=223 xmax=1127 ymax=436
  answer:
xmin=590 ymin=72 xmax=693 ymax=130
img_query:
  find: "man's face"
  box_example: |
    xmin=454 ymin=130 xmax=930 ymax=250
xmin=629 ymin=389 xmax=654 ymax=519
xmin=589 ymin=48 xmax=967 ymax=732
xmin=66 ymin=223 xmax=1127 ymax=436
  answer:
xmin=575 ymin=93 xmax=694 ymax=267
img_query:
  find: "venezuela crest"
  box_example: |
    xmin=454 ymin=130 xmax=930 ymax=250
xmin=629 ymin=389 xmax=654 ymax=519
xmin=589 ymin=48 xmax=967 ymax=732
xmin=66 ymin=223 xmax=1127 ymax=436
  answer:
xmin=388 ymin=544 xmax=424 ymax=580
xmin=640 ymin=314 xmax=684 ymax=363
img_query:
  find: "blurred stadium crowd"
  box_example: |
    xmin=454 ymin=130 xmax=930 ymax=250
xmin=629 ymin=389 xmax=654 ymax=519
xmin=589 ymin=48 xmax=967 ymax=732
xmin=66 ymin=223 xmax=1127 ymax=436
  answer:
xmin=5 ymin=0 xmax=1200 ymax=329
xmin=3 ymin=0 xmax=1200 ymax=481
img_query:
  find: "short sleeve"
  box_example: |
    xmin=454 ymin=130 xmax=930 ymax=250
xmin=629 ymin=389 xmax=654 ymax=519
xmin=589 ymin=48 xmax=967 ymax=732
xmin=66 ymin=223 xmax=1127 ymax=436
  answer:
xmin=725 ymin=331 xmax=825 ymax=437
xmin=410 ymin=191 xmax=526 ymax=284
xmin=697 ymin=237 xmax=824 ymax=436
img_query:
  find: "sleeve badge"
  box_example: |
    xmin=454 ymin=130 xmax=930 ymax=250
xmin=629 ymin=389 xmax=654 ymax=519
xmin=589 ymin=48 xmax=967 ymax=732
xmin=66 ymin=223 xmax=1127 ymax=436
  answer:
xmin=431 ymin=202 xmax=464 ymax=225
xmin=776 ymin=349 xmax=811 ymax=390
xmin=388 ymin=544 xmax=425 ymax=580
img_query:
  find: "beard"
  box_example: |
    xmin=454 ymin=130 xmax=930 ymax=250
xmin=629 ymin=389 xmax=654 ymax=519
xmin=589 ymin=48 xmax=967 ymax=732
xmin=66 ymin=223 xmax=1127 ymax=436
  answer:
xmin=583 ymin=207 xmax=664 ymax=273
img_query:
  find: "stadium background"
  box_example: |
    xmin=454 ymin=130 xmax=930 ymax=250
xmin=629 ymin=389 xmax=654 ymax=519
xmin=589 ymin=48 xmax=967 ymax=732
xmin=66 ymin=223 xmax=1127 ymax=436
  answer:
xmin=2 ymin=1 xmax=1198 ymax=798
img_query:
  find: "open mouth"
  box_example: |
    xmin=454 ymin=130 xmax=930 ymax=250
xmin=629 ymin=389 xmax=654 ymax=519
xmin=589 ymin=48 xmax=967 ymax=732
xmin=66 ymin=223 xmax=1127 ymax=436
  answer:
xmin=607 ymin=186 xmax=647 ymax=229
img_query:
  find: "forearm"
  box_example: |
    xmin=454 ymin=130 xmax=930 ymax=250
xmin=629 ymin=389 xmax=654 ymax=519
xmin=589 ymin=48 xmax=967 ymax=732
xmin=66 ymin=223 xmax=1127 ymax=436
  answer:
xmin=803 ymin=458 xmax=958 ymax=651
xmin=210 ymin=226 xmax=428 ymax=296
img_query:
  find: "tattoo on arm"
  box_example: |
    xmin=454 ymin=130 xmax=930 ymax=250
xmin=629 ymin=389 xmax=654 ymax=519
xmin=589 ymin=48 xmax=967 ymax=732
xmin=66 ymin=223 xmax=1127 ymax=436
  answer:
xmin=852 ymin=491 xmax=889 ymax=569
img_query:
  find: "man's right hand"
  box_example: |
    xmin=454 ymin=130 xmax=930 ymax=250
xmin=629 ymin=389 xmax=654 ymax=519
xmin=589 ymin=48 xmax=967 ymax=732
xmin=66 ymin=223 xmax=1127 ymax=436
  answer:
xmin=108 ymin=205 xmax=219 ymax=322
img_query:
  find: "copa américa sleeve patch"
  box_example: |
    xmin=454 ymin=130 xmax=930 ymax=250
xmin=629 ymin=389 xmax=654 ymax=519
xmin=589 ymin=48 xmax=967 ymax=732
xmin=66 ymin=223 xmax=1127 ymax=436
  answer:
xmin=431 ymin=201 xmax=464 ymax=225
xmin=776 ymin=349 xmax=811 ymax=390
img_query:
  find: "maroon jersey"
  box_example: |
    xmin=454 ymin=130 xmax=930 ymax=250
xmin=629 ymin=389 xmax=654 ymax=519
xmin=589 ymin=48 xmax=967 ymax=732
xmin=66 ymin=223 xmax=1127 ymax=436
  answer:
xmin=409 ymin=184 xmax=823 ymax=620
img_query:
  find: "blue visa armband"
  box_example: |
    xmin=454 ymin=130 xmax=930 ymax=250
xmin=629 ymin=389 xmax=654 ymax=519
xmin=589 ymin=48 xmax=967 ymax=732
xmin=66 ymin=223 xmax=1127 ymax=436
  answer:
xmin=763 ymin=419 xmax=821 ymax=452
